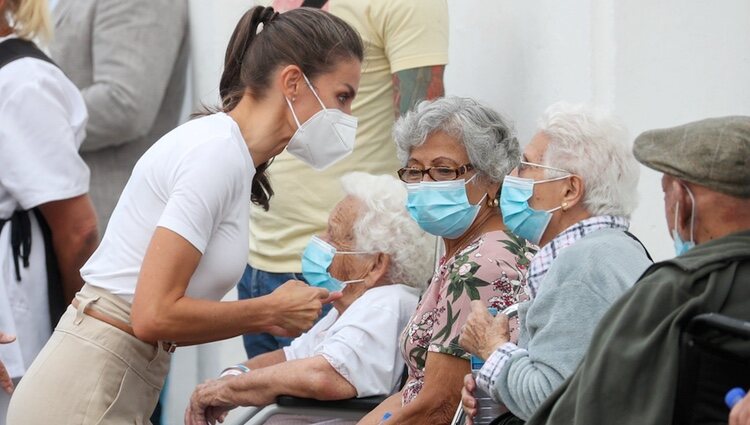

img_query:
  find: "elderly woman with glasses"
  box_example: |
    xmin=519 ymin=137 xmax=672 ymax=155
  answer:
xmin=458 ymin=102 xmax=653 ymax=425
xmin=185 ymin=172 xmax=434 ymax=424
xmin=360 ymin=96 xmax=535 ymax=424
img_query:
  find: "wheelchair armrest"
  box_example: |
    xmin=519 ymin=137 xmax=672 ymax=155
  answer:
xmin=275 ymin=395 xmax=388 ymax=412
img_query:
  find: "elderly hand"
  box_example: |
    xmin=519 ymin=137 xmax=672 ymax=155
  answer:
xmin=730 ymin=391 xmax=750 ymax=425
xmin=184 ymin=377 xmax=236 ymax=425
xmin=461 ymin=373 xmax=478 ymax=425
xmin=459 ymin=300 xmax=510 ymax=360
xmin=1 ymin=332 xmax=16 ymax=395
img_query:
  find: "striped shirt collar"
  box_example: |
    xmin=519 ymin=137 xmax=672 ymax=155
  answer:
xmin=527 ymin=215 xmax=630 ymax=298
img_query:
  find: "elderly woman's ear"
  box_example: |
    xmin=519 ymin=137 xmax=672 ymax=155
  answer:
xmin=560 ymin=175 xmax=585 ymax=212
xmin=364 ymin=253 xmax=391 ymax=288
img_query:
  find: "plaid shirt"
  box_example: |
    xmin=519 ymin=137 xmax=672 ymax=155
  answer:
xmin=477 ymin=215 xmax=630 ymax=399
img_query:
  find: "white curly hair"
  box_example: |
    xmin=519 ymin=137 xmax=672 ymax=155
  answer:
xmin=340 ymin=172 xmax=434 ymax=290
xmin=539 ymin=102 xmax=640 ymax=218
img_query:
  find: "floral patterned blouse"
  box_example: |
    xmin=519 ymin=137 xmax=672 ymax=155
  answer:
xmin=399 ymin=230 xmax=535 ymax=405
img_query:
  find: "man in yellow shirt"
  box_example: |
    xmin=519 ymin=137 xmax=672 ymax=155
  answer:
xmin=239 ymin=0 xmax=449 ymax=357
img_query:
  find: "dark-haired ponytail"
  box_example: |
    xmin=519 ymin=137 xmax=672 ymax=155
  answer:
xmin=219 ymin=7 xmax=278 ymax=112
xmin=219 ymin=6 xmax=279 ymax=211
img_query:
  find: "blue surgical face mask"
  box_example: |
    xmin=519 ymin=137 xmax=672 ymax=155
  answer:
xmin=406 ymin=173 xmax=486 ymax=239
xmin=672 ymin=186 xmax=696 ymax=256
xmin=499 ymin=165 xmax=571 ymax=245
xmin=301 ymin=236 xmax=371 ymax=292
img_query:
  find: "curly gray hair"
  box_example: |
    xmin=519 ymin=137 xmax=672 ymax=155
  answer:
xmin=393 ymin=96 xmax=520 ymax=183
xmin=340 ymin=172 xmax=434 ymax=290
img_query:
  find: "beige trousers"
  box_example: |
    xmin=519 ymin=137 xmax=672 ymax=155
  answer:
xmin=6 ymin=284 xmax=171 ymax=424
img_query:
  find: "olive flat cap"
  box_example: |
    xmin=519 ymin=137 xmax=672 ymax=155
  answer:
xmin=633 ymin=116 xmax=750 ymax=198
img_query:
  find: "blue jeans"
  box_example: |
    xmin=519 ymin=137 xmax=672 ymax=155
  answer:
xmin=237 ymin=264 xmax=331 ymax=358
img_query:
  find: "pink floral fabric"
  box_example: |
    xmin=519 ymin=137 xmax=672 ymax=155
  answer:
xmin=399 ymin=230 xmax=535 ymax=405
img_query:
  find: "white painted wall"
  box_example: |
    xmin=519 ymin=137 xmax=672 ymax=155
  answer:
xmin=444 ymin=0 xmax=750 ymax=261
xmin=165 ymin=1 xmax=750 ymax=422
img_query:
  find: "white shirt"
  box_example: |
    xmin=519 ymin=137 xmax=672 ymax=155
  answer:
xmin=80 ymin=113 xmax=254 ymax=302
xmin=0 ymin=34 xmax=89 ymax=378
xmin=283 ymin=284 xmax=420 ymax=397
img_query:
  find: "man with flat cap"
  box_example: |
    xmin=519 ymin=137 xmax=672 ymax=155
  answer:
xmin=524 ymin=116 xmax=750 ymax=425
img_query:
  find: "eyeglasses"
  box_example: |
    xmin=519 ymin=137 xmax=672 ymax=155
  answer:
xmin=518 ymin=161 xmax=571 ymax=176
xmin=397 ymin=164 xmax=474 ymax=183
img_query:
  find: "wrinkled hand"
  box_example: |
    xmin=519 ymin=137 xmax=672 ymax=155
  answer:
xmin=267 ymin=280 xmax=341 ymax=337
xmin=461 ymin=373 xmax=477 ymax=425
xmin=730 ymin=392 xmax=750 ymax=425
xmin=184 ymin=378 xmax=236 ymax=425
xmin=459 ymin=301 xmax=510 ymax=360
xmin=0 ymin=332 xmax=17 ymax=395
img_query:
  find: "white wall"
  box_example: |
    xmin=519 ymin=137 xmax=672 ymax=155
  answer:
xmin=444 ymin=0 xmax=750 ymax=261
xmin=165 ymin=1 xmax=750 ymax=423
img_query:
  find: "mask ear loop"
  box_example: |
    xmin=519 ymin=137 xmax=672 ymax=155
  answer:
xmin=284 ymin=97 xmax=302 ymax=129
xmin=302 ymin=74 xmax=327 ymax=110
xmin=462 ymin=172 xmax=488 ymax=207
xmin=677 ymin=184 xmax=697 ymax=243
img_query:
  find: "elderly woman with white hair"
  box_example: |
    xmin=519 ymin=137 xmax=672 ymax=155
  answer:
xmin=459 ymin=102 xmax=653 ymax=425
xmin=185 ymin=172 xmax=434 ymax=424
xmin=360 ymin=96 xmax=536 ymax=424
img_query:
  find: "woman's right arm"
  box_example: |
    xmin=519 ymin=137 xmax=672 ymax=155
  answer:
xmin=130 ymin=226 xmax=332 ymax=345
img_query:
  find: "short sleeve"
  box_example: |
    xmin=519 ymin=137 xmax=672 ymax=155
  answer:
xmin=370 ymin=0 xmax=449 ymax=73
xmin=0 ymin=78 xmax=90 ymax=209
xmin=427 ymin=268 xmax=478 ymax=360
xmin=428 ymin=237 xmax=528 ymax=359
xmin=283 ymin=309 xmax=339 ymax=361
xmin=316 ymin=300 xmax=405 ymax=397
xmin=156 ymin=140 xmax=244 ymax=254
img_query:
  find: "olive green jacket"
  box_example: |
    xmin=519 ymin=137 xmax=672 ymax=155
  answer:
xmin=527 ymin=229 xmax=750 ymax=425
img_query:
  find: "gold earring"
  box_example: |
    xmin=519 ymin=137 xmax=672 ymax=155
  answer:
xmin=487 ymin=197 xmax=499 ymax=208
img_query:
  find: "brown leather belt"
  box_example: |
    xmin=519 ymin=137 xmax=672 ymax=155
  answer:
xmin=71 ymin=299 xmax=177 ymax=353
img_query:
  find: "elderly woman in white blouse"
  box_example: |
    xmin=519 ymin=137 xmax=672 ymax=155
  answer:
xmin=185 ymin=172 xmax=434 ymax=425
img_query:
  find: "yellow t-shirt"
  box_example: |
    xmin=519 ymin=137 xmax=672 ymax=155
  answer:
xmin=249 ymin=0 xmax=449 ymax=272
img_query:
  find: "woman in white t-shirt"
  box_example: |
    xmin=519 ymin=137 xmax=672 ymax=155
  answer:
xmin=0 ymin=0 xmax=98 ymax=420
xmin=8 ymin=6 xmax=364 ymax=424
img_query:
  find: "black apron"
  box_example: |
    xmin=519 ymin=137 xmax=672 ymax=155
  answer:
xmin=0 ymin=38 xmax=67 ymax=329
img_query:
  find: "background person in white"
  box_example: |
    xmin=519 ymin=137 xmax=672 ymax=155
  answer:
xmin=186 ymin=173 xmax=434 ymax=425
xmin=0 ymin=0 xmax=98 ymax=421
xmin=6 ymin=7 xmax=366 ymax=423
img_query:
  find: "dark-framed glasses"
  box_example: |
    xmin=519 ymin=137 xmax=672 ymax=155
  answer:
xmin=397 ymin=163 xmax=474 ymax=183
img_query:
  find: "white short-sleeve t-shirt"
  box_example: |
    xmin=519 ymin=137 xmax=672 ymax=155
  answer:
xmin=0 ymin=36 xmax=89 ymax=218
xmin=81 ymin=113 xmax=254 ymax=302
xmin=0 ymin=35 xmax=89 ymax=379
xmin=283 ymin=284 xmax=420 ymax=397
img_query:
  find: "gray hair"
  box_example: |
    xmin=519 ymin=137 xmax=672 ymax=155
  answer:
xmin=393 ymin=96 xmax=520 ymax=183
xmin=340 ymin=172 xmax=434 ymax=290
xmin=539 ymin=102 xmax=640 ymax=217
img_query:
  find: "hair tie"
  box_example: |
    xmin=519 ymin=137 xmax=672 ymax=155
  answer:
xmin=256 ymin=10 xmax=279 ymax=34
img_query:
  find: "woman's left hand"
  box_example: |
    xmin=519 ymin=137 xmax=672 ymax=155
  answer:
xmin=459 ymin=300 xmax=511 ymax=360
